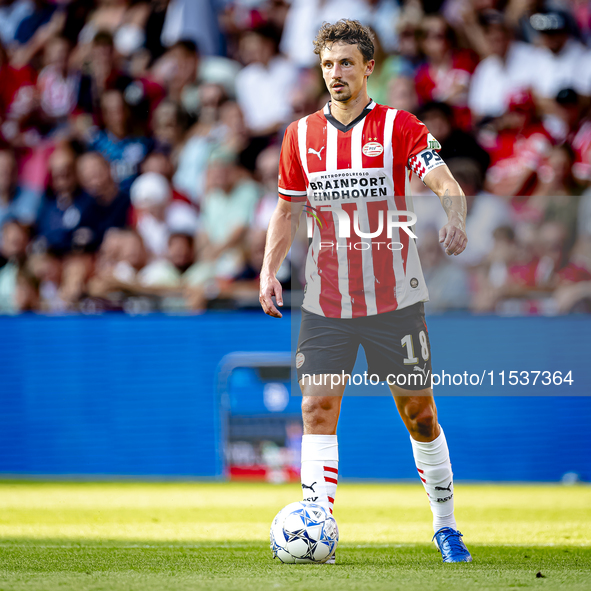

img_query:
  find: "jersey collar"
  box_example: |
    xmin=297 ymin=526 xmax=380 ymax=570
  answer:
xmin=323 ymin=99 xmax=375 ymax=133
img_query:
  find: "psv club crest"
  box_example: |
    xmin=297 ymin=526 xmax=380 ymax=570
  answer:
xmin=362 ymin=141 xmax=383 ymax=157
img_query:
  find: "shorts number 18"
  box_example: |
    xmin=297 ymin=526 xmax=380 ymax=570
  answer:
xmin=402 ymin=331 xmax=429 ymax=365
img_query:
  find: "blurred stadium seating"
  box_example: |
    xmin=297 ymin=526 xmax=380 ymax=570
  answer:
xmin=0 ymin=0 xmax=590 ymax=314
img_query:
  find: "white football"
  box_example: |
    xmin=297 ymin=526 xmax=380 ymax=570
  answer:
xmin=270 ymin=501 xmax=339 ymax=564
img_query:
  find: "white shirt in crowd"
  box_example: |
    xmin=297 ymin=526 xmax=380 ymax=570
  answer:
xmin=235 ymin=55 xmax=298 ymax=135
xmin=468 ymin=41 xmax=542 ymax=118
xmin=532 ymin=38 xmax=591 ymax=99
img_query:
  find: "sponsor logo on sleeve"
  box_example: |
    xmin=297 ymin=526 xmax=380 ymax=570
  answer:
xmin=427 ymin=133 xmax=441 ymax=150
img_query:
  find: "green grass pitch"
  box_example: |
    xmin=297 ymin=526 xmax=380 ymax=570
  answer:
xmin=0 ymin=481 xmax=590 ymax=590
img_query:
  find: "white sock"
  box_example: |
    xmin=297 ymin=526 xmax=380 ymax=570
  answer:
xmin=410 ymin=426 xmax=457 ymax=532
xmin=300 ymin=434 xmax=338 ymax=514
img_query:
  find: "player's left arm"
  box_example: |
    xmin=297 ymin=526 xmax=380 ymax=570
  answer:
xmin=423 ymin=165 xmax=468 ymax=256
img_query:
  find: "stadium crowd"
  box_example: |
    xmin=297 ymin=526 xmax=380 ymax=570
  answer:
xmin=1 ymin=0 xmax=591 ymax=315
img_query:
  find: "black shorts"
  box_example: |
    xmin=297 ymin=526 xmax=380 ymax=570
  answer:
xmin=295 ymin=302 xmax=432 ymax=391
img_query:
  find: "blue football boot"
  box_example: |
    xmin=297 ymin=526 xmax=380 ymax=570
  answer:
xmin=432 ymin=527 xmax=472 ymax=563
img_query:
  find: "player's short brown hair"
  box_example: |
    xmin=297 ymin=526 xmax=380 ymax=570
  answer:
xmin=313 ymin=19 xmax=375 ymax=62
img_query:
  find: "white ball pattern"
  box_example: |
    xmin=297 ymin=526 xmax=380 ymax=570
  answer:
xmin=270 ymin=501 xmax=339 ymax=564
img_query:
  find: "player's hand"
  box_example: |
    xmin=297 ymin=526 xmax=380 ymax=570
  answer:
xmin=439 ymin=218 xmax=467 ymax=256
xmin=259 ymin=273 xmax=283 ymax=318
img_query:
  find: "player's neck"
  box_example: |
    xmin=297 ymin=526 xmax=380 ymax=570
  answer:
xmin=329 ymin=90 xmax=371 ymax=126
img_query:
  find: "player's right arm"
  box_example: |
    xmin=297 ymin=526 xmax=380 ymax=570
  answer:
xmin=259 ymin=199 xmax=305 ymax=318
xmin=259 ymin=122 xmax=307 ymax=318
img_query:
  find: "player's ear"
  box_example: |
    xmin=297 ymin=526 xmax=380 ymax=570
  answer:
xmin=365 ymin=59 xmax=375 ymax=77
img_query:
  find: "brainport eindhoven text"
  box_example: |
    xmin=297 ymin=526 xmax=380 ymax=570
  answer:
xmin=309 ymin=174 xmax=387 ymax=201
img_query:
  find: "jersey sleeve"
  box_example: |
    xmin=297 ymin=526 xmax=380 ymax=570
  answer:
xmin=278 ymin=122 xmax=307 ymax=202
xmin=399 ymin=111 xmax=446 ymax=183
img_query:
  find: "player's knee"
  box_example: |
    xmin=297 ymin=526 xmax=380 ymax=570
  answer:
xmin=302 ymin=396 xmax=337 ymax=428
xmin=403 ymin=401 xmax=437 ymax=438
xmin=413 ymin=408 xmax=437 ymax=438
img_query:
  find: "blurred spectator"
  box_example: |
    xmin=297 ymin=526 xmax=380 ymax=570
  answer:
xmin=160 ymin=0 xmax=223 ymax=57
xmin=87 ymin=88 xmax=152 ymax=192
xmin=27 ymin=248 xmax=65 ymax=311
xmin=415 ymin=14 xmax=478 ymax=130
xmin=197 ymin=53 xmax=241 ymax=102
xmin=36 ymin=143 xmax=90 ymax=253
xmin=212 ymin=227 xmax=270 ymax=309
xmin=76 ymin=151 xmax=130 ymax=251
xmin=76 ymin=31 xmax=132 ymax=120
xmin=129 ymin=170 xmax=197 ymax=258
xmin=88 ymin=229 xmax=195 ymax=310
xmin=0 ymin=220 xmax=29 ymax=312
xmin=280 ymin=0 xmax=399 ymax=68
xmin=110 ymin=228 xmax=147 ymax=282
xmin=485 ymin=90 xmax=553 ymax=198
xmin=139 ymin=231 xmax=195 ymax=288
xmin=37 ymin=35 xmax=79 ymax=132
xmin=555 ymin=89 xmax=591 ymax=183
xmin=0 ymin=147 xmax=41 ymax=236
xmin=172 ymin=125 xmax=217 ymax=205
xmin=579 ymin=190 xmax=591 ymax=238
xmin=220 ymin=100 xmax=254 ymax=170
xmin=151 ymin=98 xmax=188 ymax=155
xmin=530 ymin=10 xmax=591 ymax=108
xmin=14 ymin=265 xmax=39 ymax=310
xmin=141 ymin=150 xmax=193 ymax=206
xmin=494 ymin=221 xmax=591 ymax=314
xmin=468 ymin=11 xmax=541 ymax=123
xmin=172 ymin=94 xmax=246 ymax=203
xmin=14 ymin=0 xmax=56 ymax=46
xmin=573 ymin=0 xmax=591 ymax=45
xmin=447 ymin=158 xmax=511 ymax=267
xmin=253 ymin=145 xmax=280 ymax=230
xmin=387 ymin=76 xmax=419 ymax=113
xmin=144 ymin=0 xmax=168 ymax=63
xmin=86 ymin=228 xmax=148 ymax=307
xmin=394 ymin=10 xmax=423 ymax=72
xmin=186 ymin=149 xmax=259 ymax=287
xmin=419 ymin=227 xmax=470 ymax=314
xmin=235 ymin=25 xmax=297 ymax=137
xmin=0 ymin=40 xmax=36 ymax=145
xmin=77 ymin=0 xmax=137 ymax=46
xmin=533 ymin=145 xmax=581 ymax=237
xmin=367 ymin=32 xmax=414 ymax=107
xmin=471 ymin=225 xmax=518 ymax=312
xmin=0 ymin=0 xmax=33 ymax=46
xmin=112 ymin=2 xmax=151 ymax=59
xmin=152 ymin=39 xmax=201 ymax=118
xmin=419 ymin=102 xmax=490 ymax=177
xmin=553 ymin=235 xmax=591 ymax=312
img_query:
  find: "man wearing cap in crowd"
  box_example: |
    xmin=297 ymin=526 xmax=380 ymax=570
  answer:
xmin=530 ymin=9 xmax=591 ymax=108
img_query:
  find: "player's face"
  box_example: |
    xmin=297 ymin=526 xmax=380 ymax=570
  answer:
xmin=320 ymin=43 xmax=374 ymax=103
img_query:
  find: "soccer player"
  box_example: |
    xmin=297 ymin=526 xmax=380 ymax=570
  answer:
xmin=259 ymin=20 xmax=471 ymax=563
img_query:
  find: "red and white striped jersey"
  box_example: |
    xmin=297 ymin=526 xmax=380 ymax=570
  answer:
xmin=278 ymin=100 xmax=446 ymax=319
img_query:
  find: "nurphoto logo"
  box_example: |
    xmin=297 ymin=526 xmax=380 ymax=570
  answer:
xmin=304 ymin=204 xmax=418 ymax=250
